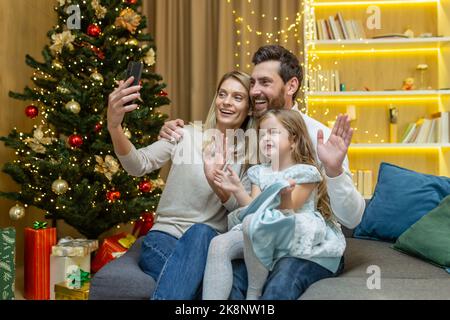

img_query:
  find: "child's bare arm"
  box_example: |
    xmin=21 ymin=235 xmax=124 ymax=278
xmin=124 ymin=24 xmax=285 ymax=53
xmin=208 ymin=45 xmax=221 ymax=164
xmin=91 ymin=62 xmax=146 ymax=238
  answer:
xmin=279 ymin=179 xmax=318 ymax=210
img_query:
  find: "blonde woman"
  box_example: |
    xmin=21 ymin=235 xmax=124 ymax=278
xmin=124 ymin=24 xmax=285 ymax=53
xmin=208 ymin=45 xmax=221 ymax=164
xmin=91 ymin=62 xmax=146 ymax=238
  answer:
xmin=107 ymin=71 xmax=255 ymax=300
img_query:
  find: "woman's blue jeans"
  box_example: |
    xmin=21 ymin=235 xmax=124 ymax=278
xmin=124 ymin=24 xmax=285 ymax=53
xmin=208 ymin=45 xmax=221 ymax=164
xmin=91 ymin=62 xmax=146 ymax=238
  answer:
xmin=139 ymin=223 xmax=218 ymax=300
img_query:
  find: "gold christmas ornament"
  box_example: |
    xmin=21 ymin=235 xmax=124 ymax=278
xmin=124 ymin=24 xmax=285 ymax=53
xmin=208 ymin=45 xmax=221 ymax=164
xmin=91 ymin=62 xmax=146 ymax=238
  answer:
xmin=90 ymin=71 xmax=104 ymax=83
xmin=57 ymin=86 xmax=71 ymax=94
xmin=65 ymin=100 xmax=81 ymax=114
xmin=126 ymin=38 xmax=139 ymax=46
xmin=52 ymin=178 xmax=69 ymax=195
xmin=9 ymin=204 xmax=25 ymax=221
xmin=123 ymin=127 xmax=132 ymax=139
xmin=24 ymin=125 xmax=55 ymax=154
xmin=114 ymin=8 xmax=142 ymax=34
xmin=94 ymin=155 xmax=120 ymax=181
xmin=52 ymin=60 xmax=63 ymax=70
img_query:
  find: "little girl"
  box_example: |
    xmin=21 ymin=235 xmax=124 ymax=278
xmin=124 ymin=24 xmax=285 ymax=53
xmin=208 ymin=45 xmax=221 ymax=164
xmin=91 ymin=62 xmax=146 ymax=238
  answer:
xmin=202 ymin=109 xmax=346 ymax=300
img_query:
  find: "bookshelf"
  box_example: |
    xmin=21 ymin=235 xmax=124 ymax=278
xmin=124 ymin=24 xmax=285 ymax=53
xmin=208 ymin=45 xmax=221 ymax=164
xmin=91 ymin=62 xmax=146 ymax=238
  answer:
xmin=303 ymin=0 xmax=450 ymax=197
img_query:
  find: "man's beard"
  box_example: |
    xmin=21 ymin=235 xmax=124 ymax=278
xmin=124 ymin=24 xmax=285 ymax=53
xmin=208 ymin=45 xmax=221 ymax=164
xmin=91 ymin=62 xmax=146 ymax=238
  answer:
xmin=252 ymin=88 xmax=286 ymax=118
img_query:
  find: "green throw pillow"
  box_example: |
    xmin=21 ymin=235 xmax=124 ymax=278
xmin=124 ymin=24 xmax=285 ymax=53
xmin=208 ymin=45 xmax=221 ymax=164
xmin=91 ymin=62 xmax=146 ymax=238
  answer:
xmin=393 ymin=195 xmax=450 ymax=273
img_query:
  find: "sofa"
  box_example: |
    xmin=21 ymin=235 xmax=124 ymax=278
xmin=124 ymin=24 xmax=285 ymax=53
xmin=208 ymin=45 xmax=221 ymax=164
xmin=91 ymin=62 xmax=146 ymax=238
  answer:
xmin=89 ymin=224 xmax=450 ymax=300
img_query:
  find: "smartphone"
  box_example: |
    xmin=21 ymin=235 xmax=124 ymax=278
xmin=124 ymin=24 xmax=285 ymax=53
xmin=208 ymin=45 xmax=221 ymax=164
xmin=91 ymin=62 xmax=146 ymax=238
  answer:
xmin=124 ymin=61 xmax=143 ymax=105
xmin=126 ymin=61 xmax=143 ymax=86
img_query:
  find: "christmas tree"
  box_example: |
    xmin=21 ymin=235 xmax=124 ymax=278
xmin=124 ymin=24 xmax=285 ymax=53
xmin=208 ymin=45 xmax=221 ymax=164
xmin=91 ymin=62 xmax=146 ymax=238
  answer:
xmin=1 ymin=0 xmax=170 ymax=239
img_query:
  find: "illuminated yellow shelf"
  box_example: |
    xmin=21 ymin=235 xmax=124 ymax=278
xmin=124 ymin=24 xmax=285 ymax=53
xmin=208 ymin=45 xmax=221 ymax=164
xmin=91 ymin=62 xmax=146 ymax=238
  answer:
xmin=306 ymin=37 xmax=450 ymax=55
xmin=350 ymin=143 xmax=450 ymax=150
xmin=307 ymin=90 xmax=450 ymax=102
xmin=311 ymin=0 xmax=439 ymax=7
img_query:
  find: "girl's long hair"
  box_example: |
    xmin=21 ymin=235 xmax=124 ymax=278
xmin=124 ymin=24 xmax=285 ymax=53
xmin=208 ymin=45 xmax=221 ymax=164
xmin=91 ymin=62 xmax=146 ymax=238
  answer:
xmin=258 ymin=109 xmax=333 ymax=220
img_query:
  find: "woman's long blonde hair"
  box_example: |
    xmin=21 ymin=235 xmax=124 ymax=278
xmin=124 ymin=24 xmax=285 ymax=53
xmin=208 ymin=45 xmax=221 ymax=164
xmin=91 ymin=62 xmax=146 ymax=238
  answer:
xmin=258 ymin=109 xmax=333 ymax=220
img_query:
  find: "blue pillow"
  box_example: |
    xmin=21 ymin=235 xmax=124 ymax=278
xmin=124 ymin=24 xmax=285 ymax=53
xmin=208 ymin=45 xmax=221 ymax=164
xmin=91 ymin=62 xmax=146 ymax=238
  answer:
xmin=354 ymin=162 xmax=450 ymax=242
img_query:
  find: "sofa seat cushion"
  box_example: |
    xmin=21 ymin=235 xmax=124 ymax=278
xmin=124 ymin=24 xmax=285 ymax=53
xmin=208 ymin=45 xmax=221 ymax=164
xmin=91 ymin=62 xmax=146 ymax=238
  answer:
xmin=300 ymin=278 xmax=450 ymax=300
xmin=342 ymin=238 xmax=449 ymax=279
xmin=89 ymin=237 xmax=155 ymax=300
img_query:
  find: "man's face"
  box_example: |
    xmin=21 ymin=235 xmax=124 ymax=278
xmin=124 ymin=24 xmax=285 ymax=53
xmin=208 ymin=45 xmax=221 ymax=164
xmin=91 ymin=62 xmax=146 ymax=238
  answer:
xmin=250 ymin=60 xmax=286 ymax=118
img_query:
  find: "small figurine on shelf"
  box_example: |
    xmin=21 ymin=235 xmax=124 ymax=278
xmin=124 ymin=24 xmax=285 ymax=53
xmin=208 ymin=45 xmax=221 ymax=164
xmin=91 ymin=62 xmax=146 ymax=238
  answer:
xmin=416 ymin=64 xmax=429 ymax=90
xmin=404 ymin=28 xmax=414 ymax=38
xmin=389 ymin=105 xmax=399 ymax=143
xmin=402 ymin=77 xmax=415 ymax=91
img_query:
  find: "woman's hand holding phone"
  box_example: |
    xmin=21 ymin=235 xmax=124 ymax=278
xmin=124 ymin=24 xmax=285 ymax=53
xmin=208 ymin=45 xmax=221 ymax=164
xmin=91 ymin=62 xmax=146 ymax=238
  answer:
xmin=107 ymin=76 xmax=141 ymax=131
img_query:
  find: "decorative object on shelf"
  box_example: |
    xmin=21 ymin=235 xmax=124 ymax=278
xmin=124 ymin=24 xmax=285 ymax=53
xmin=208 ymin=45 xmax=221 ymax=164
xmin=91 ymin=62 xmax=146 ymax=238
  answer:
xmin=389 ymin=105 xmax=399 ymax=143
xmin=416 ymin=64 xmax=429 ymax=90
xmin=0 ymin=227 xmax=16 ymax=300
xmin=402 ymin=77 xmax=415 ymax=91
xmin=24 ymin=225 xmax=57 ymax=300
xmin=404 ymin=28 xmax=414 ymax=38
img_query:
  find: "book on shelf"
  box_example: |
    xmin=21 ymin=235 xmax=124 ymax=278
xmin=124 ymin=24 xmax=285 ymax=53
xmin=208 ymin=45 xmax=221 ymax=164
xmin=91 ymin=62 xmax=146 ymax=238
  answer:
xmin=352 ymin=170 xmax=373 ymax=198
xmin=315 ymin=12 xmax=366 ymax=40
xmin=308 ymin=70 xmax=341 ymax=92
xmin=400 ymin=112 xmax=450 ymax=144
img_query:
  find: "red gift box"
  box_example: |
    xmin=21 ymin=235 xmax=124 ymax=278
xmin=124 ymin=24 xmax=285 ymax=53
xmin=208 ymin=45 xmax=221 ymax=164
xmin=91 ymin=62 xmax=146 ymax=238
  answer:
xmin=132 ymin=212 xmax=155 ymax=238
xmin=91 ymin=232 xmax=129 ymax=273
xmin=24 ymin=227 xmax=57 ymax=300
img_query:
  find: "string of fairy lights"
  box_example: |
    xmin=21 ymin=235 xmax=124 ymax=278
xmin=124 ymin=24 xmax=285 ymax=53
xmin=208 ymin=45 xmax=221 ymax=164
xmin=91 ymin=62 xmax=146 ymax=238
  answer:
xmin=227 ymin=0 xmax=390 ymax=142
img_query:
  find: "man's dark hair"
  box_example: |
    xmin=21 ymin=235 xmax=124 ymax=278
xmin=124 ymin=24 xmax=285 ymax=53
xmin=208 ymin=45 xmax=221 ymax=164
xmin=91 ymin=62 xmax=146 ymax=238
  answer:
xmin=252 ymin=45 xmax=303 ymax=100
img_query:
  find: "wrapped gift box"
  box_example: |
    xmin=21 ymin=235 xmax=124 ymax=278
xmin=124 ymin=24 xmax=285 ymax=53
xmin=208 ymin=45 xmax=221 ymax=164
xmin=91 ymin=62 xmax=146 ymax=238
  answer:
xmin=91 ymin=232 xmax=135 ymax=273
xmin=24 ymin=226 xmax=57 ymax=300
xmin=132 ymin=212 xmax=155 ymax=238
xmin=52 ymin=238 xmax=98 ymax=257
xmin=0 ymin=228 xmax=16 ymax=300
xmin=50 ymin=255 xmax=90 ymax=300
xmin=55 ymin=281 xmax=89 ymax=300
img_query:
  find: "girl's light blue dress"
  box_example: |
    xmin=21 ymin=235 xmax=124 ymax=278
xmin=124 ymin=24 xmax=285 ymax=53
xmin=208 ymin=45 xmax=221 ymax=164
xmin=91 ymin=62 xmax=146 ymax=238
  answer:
xmin=228 ymin=163 xmax=346 ymax=273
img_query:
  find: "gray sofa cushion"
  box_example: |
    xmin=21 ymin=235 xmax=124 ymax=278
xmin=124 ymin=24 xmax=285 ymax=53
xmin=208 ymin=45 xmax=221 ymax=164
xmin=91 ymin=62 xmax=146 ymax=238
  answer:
xmin=89 ymin=237 xmax=155 ymax=300
xmin=342 ymin=238 xmax=449 ymax=279
xmin=300 ymin=278 xmax=450 ymax=300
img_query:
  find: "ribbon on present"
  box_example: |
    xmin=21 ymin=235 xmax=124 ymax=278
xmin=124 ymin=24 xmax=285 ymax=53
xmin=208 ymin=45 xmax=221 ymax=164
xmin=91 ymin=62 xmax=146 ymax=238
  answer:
xmin=118 ymin=234 xmax=136 ymax=249
xmin=33 ymin=221 xmax=48 ymax=230
xmin=66 ymin=265 xmax=90 ymax=290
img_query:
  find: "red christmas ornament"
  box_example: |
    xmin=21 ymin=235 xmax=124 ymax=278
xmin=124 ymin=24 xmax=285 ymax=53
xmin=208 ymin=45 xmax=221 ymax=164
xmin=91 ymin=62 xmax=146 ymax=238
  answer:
xmin=25 ymin=105 xmax=39 ymax=119
xmin=132 ymin=212 xmax=155 ymax=238
xmin=68 ymin=134 xmax=83 ymax=148
xmin=106 ymin=190 xmax=121 ymax=202
xmin=158 ymin=90 xmax=168 ymax=97
xmin=127 ymin=0 xmax=138 ymax=4
xmin=138 ymin=180 xmax=153 ymax=193
xmin=94 ymin=123 xmax=103 ymax=133
xmin=87 ymin=24 xmax=101 ymax=37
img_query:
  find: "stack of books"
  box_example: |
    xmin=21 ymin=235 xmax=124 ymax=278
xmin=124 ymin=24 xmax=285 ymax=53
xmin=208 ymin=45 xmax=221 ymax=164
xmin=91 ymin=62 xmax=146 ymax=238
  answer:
xmin=351 ymin=170 xmax=373 ymax=198
xmin=308 ymin=70 xmax=341 ymax=92
xmin=400 ymin=112 xmax=450 ymax=144
xmin=315 ymin=13 xmax=366 ymax=40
